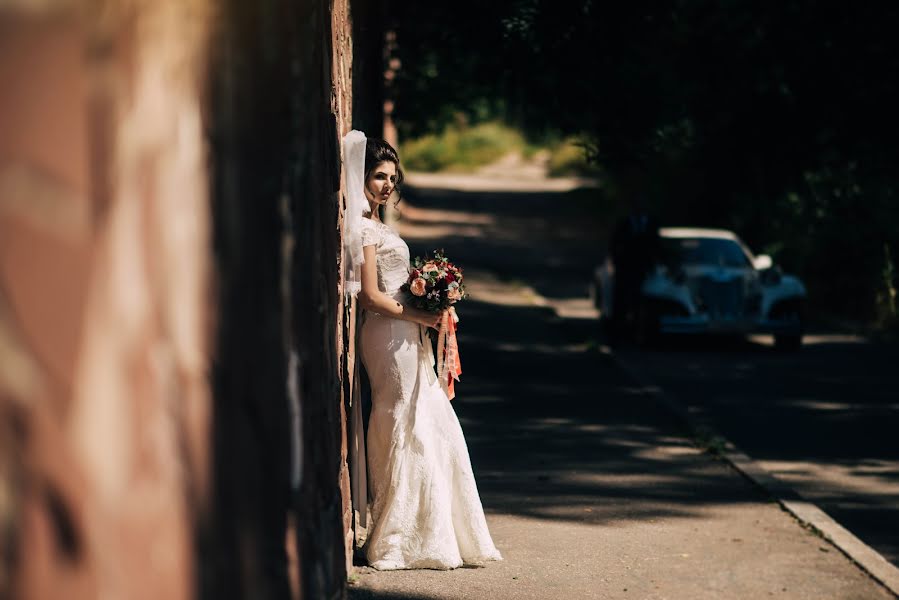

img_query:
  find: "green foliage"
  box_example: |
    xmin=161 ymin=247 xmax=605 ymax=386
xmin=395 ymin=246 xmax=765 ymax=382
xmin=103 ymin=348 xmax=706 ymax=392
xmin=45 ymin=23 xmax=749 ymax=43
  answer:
xmin=400 ymin=121 xmax=530 ymax=172
xmin=713 ymin=162 xmax=899 ymax=324
xmin=884 ymin=245 xmax=897 ymax=316
xmin=878 ymin=243 xmax=898 ymax=331
xmin=390 ymin=0 xmax=899 ymax=325
xmin=403 ymin=249 xmax=468 ymax=313
xmin=400 ymin=123 xmax=600 ymax=177
xmin=389 ymin=2 xmax=516 ymax=139
xmin=546 ymin=138 xmax=601 ymax=177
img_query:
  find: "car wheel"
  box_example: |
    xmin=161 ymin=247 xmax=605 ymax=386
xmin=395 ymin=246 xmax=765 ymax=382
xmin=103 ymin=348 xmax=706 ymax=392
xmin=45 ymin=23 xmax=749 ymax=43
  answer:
xmin=774 ymin=332 xmax=802 ymax=351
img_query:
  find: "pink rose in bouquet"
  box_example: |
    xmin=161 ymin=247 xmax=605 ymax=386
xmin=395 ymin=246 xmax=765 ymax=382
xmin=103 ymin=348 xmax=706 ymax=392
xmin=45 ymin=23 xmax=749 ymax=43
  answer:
xmin=409 ymin=277 xmax=427 ymax=297
xmin=401 ymin=249 xmax=468 ymax=312
xmin=401 ymin=249 xmax=467 ymax=400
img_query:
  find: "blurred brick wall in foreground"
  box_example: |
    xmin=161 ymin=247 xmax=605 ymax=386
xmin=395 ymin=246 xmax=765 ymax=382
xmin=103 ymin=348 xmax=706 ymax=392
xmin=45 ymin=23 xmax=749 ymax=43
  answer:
xmin=0 ymin=1 xmax=212 ymax=599
xmin=0 ymin=0 xmax=356 ymax=599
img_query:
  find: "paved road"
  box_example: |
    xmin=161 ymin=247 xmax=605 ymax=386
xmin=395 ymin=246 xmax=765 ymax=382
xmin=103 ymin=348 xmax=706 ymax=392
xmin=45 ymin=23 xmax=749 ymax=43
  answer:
xmin=398 ymin=176 xmax=899 ymax=567
xmin=348 ymin=178 xmax=896 ymax=599
xmin=615 ymin=333 xmax=899 ymax=566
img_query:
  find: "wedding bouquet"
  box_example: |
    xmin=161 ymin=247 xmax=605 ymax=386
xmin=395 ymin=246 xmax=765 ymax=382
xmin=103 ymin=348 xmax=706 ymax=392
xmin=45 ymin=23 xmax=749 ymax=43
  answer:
xmin=401 ymin=249 xmax=466 ymax=400
xmin=401 ymin=249 xmax=468 ymax=312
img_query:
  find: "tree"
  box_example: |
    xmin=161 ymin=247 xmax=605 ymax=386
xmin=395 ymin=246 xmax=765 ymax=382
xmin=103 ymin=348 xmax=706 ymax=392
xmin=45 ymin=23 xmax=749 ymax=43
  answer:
xmin=390 ymin=0 xmax=899 ymax=321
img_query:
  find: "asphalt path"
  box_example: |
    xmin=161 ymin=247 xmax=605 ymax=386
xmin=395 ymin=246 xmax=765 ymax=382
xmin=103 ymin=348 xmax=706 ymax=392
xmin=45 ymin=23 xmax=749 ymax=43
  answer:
xmin=615 ymin=333 xmax=899 ymax=566
xmin=348 ymin=177 xmax=896 ymax=599
xmin=396 ymin=178 xmax=899 ymax=567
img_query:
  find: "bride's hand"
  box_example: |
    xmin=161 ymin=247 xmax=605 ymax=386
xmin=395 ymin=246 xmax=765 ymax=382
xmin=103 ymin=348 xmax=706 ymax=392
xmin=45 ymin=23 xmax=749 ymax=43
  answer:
xmin=420 ymin=309 xmax=446 ymax=330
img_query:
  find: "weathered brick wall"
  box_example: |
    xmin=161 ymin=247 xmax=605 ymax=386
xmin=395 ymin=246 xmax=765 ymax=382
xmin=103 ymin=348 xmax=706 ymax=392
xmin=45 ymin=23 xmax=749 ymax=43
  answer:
xmin=332 ymin=0 xmax=356 ymax=574
xmin=203 ymin=0 xmax=354 ymax=598
xmin=0 ymin=1 xmax=212 ymax=598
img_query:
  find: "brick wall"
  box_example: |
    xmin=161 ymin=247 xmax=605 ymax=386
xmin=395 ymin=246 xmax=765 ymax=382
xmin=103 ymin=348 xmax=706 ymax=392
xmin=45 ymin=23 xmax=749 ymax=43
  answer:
xmin=204 ymin=0 xmax=355 ymax=598
xmin=0 ymin=0 xmax=358 ymax=598
xmin=0 ymin=2 xmax=212 ymax=598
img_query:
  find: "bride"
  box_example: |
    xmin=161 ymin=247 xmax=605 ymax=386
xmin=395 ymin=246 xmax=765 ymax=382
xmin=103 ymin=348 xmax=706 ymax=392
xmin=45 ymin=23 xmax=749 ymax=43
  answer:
xmin=345 ymin=133 xmax=502 ymax=571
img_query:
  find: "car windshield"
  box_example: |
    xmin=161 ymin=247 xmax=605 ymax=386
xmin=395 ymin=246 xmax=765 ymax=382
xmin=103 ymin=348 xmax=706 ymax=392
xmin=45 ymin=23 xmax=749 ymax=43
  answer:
xmin=661 ymin=237 xmax=751 ymax=268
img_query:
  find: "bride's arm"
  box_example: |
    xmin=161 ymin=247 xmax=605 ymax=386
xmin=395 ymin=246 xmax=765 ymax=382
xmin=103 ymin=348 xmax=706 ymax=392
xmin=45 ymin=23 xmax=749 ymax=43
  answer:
xmin=358 ymin=245 xmax=442 ymax=329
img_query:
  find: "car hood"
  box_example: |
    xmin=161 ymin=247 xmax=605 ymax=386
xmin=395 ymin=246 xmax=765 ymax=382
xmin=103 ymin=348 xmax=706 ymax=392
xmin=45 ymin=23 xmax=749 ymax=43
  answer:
xmin=681 ymin=264 xmax=755 ymax=280
xmin=681 ymin=264 xmax=761 ymax=294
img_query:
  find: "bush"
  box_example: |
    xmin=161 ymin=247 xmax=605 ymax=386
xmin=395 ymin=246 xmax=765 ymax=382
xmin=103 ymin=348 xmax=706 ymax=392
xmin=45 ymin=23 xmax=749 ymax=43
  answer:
xmin=400 ymin=121 xmax=531 ymax=172
xmin=546 ymin=138 xmax=601 ymax=177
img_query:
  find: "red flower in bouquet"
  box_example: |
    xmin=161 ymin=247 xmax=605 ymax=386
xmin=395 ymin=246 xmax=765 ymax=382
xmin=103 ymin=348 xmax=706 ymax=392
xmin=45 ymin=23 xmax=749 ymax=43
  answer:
xmin=401 ymin=249 xmax=468 ymax=313
xmin=401 ymin=249 xmax=467 ymax=400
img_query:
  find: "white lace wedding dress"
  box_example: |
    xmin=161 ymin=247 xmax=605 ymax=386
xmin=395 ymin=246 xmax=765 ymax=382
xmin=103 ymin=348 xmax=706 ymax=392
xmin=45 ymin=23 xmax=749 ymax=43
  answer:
xmin=358 ymin=217 xmax=502 ymax=571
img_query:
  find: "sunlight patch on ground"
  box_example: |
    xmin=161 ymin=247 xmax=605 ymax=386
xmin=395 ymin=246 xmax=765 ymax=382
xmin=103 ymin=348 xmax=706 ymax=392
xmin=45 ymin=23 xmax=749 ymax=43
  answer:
xmin=488 ymin=341 xmax=588 ymax=354
xmin=459 ymin=266 xmax=598 ymax=320
xmin=748 ymin=333 xmax=868 ymax=346
xmin=398 ymin=204 xmax=497 ymax=226
xmin=547 ymin=297 xmax=600 ymax=319
xmin=406 ymin=171 xmax=599 ymax=192
xmin=758 ymin=460 xmax=899 ymax=501
xmin=442 ymin=267 xmax=545 ymax=309
xmin=803 ymin=334 xmax=868 ymax=344
xmin=399 ymin=223 xmax=487 ymax=239
xmin=786 ymin=399 xmax=856 ymax=411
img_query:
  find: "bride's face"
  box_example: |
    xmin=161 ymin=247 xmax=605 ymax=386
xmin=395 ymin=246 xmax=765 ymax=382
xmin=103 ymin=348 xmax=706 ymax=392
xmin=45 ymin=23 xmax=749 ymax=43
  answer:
xmin=366 ymin=161 xmax=397 ymax=206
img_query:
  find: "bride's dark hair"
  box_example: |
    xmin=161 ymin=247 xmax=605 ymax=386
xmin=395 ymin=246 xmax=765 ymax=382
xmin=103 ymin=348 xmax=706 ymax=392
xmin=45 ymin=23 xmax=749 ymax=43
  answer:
xmin=364 ymin=138 xmax=404 ymax=207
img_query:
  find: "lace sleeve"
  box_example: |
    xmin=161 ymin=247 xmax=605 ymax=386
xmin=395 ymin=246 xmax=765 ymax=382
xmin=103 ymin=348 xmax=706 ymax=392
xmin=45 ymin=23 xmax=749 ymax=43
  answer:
xmin=361 ymin=219 xmax=381 ymax=247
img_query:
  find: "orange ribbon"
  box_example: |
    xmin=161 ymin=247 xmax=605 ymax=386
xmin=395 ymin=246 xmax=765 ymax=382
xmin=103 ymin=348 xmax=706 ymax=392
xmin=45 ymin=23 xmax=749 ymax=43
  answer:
xmin=436 ymin=308 xmax=462 ymax=400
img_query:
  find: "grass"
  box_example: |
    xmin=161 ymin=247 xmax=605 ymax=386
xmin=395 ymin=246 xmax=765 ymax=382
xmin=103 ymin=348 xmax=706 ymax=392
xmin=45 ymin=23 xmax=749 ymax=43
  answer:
xmin=546 ymin=138 xmax=602 ymax=177
xmin=401 ymin=122 xmax=531 ymax=172
xmin=400 ymin=121 xmax=599 ymax=177
xmin=691 ymin=426 xmax=730 ymax=457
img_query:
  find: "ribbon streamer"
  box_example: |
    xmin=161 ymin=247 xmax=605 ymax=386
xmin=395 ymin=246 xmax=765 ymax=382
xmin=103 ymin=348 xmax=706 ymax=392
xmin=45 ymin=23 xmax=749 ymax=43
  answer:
xmin=436 ymin=308 xmax=463 ymax=400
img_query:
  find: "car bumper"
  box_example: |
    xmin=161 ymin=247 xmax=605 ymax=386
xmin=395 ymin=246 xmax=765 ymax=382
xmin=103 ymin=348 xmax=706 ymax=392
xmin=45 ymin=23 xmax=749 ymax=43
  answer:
xmin=658 ymin=314 xmax=801 ymax=335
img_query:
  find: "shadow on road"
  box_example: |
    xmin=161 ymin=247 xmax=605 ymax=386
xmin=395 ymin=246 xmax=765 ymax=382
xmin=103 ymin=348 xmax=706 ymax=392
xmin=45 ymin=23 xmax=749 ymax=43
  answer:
xmin=398 ymin=182 xmax=899 ymax=565
xmin=618 ymin=332 xmax=899 ymax=563
xmin=349 ymin=589 xmax=431 ymax=600
xmin=394 ymin=185 xmax=771 ymax=529
xmin=456 ymin=299 xmax=767 ymax=527
xmin=347 ymin=182 xmax=899 ymax=599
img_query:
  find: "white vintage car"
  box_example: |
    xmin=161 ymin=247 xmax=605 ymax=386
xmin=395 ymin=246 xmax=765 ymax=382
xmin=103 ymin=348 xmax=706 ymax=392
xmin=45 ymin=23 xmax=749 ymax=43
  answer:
xmin=592 ymin=227 xmax=807 ymax=349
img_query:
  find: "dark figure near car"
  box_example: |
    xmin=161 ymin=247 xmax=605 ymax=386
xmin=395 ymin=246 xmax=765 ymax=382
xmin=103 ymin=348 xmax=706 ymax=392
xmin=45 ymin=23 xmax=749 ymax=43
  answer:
xmin=608 ymin=199 xmax=661 ymax=342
